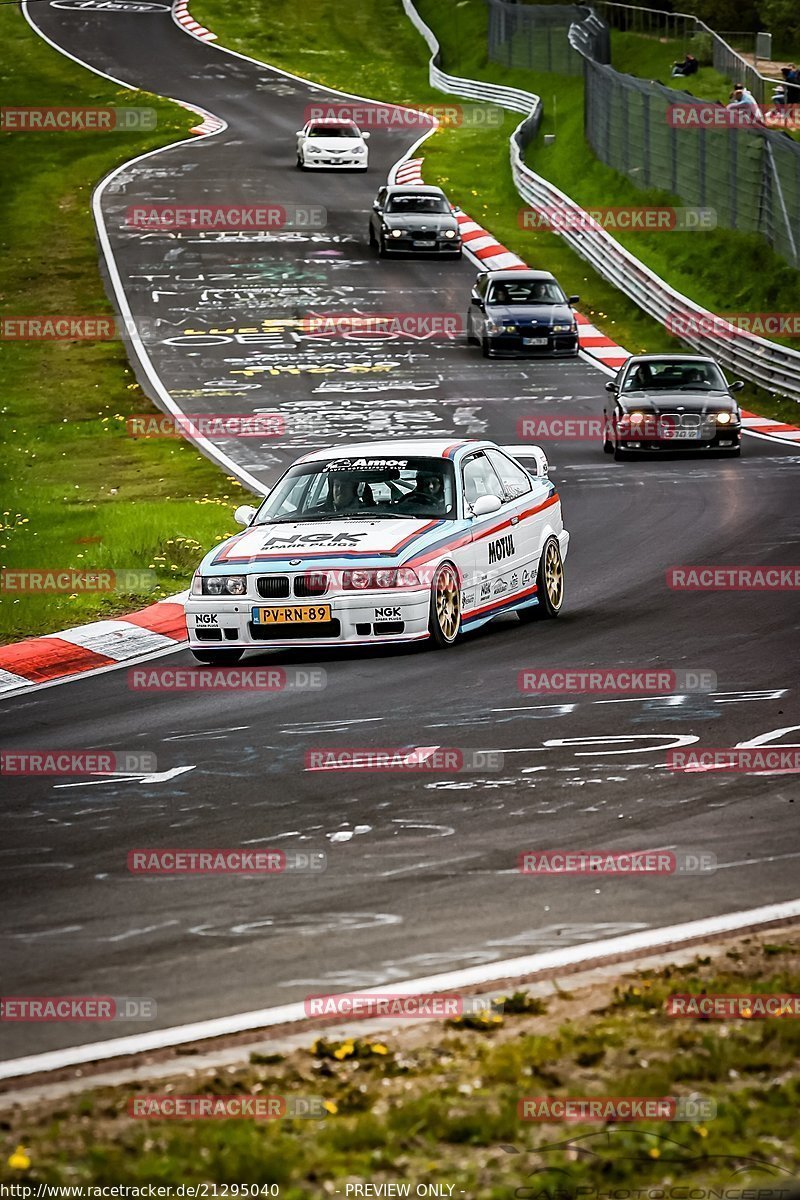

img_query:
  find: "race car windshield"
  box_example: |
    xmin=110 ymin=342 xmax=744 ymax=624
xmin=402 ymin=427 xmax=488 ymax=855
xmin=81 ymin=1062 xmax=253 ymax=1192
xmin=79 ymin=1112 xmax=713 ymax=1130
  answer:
xmin=487 ymin=280 xmax=566 ymax=305
xmin=386 ymin=195 xmax=450 ymax=214
xmin=307 ymin=124 xmax=360 ymax=138
xmin=621 ymin=360 xmax=728 ymax=392
xmin=255 ymin=458 xmax=457 ymax=522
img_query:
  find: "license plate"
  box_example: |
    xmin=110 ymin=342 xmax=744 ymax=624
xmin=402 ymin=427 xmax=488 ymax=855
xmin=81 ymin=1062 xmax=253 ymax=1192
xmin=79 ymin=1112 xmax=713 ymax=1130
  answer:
xmin=412 ymin=240 xmax=434 ymax=247
xmin=668 ymin=428 xmax=699 ymax=440
xmin=523 ymin=337 xmax=548 ymax=346
xmin=252 ymin=605 xmax=332 ymax=624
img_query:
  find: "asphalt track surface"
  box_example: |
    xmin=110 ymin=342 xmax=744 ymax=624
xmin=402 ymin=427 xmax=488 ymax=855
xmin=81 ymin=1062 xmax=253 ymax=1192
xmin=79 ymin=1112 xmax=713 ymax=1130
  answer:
xmin=2 ymin=0 xmax=799 ymax=1063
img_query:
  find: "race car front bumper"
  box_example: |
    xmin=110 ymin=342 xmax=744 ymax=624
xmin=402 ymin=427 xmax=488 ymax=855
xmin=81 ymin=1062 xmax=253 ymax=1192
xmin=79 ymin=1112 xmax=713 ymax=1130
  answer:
xmin=185 ymin=589 xmax=431 ymax=649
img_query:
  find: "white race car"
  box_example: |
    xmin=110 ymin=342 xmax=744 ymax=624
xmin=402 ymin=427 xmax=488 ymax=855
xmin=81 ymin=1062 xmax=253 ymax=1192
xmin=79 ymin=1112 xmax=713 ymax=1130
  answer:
xmin=295 ymin=119 xmax=370 ymax=170
xmin=185 ymin=439 xmax=569 ymax=662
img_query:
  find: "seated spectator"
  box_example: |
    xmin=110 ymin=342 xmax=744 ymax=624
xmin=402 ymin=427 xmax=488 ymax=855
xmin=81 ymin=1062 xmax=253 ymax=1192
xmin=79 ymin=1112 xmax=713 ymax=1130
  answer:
xmin=726 ymin=83 xmax=763 ymax=123
xmin=672 ymin=53 xmax=698 ymax=77
xmin=782 ymin=65 xmax=800 ymax=104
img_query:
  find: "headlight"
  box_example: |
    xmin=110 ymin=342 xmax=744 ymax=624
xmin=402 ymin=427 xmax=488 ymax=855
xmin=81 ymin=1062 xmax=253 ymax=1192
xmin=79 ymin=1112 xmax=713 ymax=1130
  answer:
xmin=503 ymin=324 xmax=518 ymax=333
xmin=202 ymin=575 xmax=247 ymax=596
xmin=389 ymin=229 xmax=404 ymax=239
xmin=486 ymin=320 xmax=503 ymax=334
xmin=353 ymin=145 xmax=366 ymax=154
xmin=552 ymin=323 xmax=574 ymax=333
xmin=341 ymin=568 xmax=420 ymax=590
xmin=628 ymin=411 xmax=646 ymax=424
xmin=443 ymin=229 xmax=457 ymax=239
xmin=714 ymin=412 xmax=732 ymax=424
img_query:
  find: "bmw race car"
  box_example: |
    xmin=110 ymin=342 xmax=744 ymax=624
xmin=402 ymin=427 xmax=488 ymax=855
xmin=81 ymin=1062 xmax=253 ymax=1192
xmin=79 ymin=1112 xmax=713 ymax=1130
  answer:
xmin=467 ymin=269 xmax=580 ymax=357
xmin=369 ymin=185 xmax=462 ymax=258
xmin=295 ymin=119 xmax=370 ymax=170
xmin=603 ymin=354 xmax=745 ymax=459
xmin=185 ymin=440 xmax=569 ymax=662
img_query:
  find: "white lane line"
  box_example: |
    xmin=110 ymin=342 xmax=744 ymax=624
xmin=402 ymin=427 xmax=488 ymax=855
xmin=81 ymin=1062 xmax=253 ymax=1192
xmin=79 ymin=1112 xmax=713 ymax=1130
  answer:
xmin=2 ymin=897 xmax=798 ymax=1080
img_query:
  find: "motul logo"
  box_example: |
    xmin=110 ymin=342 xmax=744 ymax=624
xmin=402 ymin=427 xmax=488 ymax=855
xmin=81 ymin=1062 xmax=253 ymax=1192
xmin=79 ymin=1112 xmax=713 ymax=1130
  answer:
xmin=488 ymin=534 xmax=515 ymax=564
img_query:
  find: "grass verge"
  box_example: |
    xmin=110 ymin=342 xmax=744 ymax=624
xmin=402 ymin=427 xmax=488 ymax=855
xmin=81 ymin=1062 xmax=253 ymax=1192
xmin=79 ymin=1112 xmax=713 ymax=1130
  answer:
xmin=192 ymin=0 xmax=800 ymax=427
xmin=0 ymin=9 xmax=247 ymax=643
xmin=2 ymin=931 xmax=798 ymax=1193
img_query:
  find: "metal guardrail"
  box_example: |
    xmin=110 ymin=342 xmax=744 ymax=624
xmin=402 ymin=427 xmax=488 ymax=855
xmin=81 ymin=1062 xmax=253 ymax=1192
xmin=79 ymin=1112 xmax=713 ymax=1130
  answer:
xmin=401 ymin=0 xmax=800 ymax=403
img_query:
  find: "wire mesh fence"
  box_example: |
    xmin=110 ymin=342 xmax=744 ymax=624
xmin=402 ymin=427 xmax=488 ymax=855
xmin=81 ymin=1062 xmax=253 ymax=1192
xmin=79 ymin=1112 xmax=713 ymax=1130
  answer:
xmin=487 ymin=1 xmax=606 ymax=74
xmin=582 ymin=57 xmax=800 ymax=266
xmin=485 ymin=0 xmax=800 ymax=267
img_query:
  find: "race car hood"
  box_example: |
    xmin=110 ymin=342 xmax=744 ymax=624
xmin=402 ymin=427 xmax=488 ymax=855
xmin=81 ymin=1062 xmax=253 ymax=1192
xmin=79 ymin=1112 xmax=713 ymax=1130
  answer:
xmin=619 ymin=388 xmax=738 ymax=413
xmin=207 ymin=517 xmax=448 ymax=568
xmin=485 ymin=303 xmax=574 ymax=325
xmin=305 ymin=136 xmax=365 ymax=152
xmin=381 ymin=213 xmax=458 ymax=233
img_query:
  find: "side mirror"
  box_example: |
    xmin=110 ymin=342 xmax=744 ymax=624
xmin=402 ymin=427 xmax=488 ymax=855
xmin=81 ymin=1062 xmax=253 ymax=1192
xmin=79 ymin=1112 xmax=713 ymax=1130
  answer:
xmin=730 ymin=380 xmax=745 ymax=393
xmin=605 ymin=380 xmax=618 ymax=393
xmin=471 ymin=494 xmax=503 ymax=518
xmin=295 ymin=130 xmax=304 ymax=137
xmin=567 ymin=295 xmax=580 ymax=305
xmin=234 ymin=504 xmax=257 ymax=527
xmin=362 ymin=131 xmax=371 ymax=139
xmin=471 ymin=295 xmax=484 ymax=308
xmin=372 ymin=199 xmax=381 ymax=210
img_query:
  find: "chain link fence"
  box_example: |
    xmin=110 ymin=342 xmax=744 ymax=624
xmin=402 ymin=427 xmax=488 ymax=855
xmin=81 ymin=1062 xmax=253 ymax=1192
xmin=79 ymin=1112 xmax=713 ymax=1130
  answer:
xmin=580 ymin=55 xmax=799 ymax=266
xmin=487 ymin=1 xmax=607 ymax=74
xmin=485 ymin=0 xmax=800 ymax=268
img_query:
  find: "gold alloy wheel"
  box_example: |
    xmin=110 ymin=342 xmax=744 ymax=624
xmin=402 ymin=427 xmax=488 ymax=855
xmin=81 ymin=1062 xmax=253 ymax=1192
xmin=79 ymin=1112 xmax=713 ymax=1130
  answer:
xmin=435 ymin=565 xmax=461 ymax=641
xmin=544 ymin=539 xmax=564 ymax=610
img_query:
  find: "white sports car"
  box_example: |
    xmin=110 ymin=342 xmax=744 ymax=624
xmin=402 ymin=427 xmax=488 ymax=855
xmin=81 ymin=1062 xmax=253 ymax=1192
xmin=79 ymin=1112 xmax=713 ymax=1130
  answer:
xmin=185 ymin=439 xmax=569 ymax=662
xmin=295 ymin=119 xmax=370 ymax=170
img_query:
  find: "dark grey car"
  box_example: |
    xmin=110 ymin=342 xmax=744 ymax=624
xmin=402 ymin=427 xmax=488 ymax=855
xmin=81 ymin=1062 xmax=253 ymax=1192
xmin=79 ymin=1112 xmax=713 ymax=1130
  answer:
xmin=368 ymin=184 xmax=462 ymax=258
xmin=466 ymin=269 xmax=579 ymax=357
xmin=603 ymin=354 xmax=745 ymax=459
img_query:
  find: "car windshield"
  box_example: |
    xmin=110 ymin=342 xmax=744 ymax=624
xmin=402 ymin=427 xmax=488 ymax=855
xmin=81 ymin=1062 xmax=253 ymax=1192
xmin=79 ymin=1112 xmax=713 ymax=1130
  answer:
xmin=386 ymin=195 xmax=449 ymax=214
xmin=307 ymin=123 xmax=360 ymax=138
xmin=487 ymin=280 xmax=566 ymax=305
xmin=621 ymin=359 xmax=728 ymax=391
xmin=254 ymin=457 xmax=457 ymax=522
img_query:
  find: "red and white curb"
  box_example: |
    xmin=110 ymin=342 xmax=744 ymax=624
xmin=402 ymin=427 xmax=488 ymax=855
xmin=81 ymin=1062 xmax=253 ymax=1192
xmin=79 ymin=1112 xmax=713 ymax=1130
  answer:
xmin=172 ymin=0 xmax=216 ymax=42
xmin=0 ymin=595 xmax=188 ymax=698
xmin=741 ymin=411 xmax=800 ymax=441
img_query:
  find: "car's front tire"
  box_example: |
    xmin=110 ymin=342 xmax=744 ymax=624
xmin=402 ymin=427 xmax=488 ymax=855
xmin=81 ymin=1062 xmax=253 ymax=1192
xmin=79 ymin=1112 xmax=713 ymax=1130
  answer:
xmin=481 ymin=336 xmax=492 ymax=358
xmin=190 ymin=649 xmax=244 ymax=665
xmin=518 ymin=537 xmax=564 ymax=622
xmin=466 ymin=314 xmax=478 ymax=345
xmin=296 ymin=153 xmax=305 ymax=170
xmin=428 ymin=562 xmax=461 ymax=648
